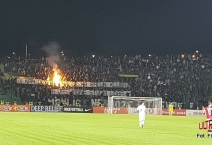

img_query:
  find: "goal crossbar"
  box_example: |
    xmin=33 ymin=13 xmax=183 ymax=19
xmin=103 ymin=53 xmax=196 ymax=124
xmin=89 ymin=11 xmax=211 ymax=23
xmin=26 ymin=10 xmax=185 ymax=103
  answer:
xmin=111 ymin=96 xmax=160 ymax=101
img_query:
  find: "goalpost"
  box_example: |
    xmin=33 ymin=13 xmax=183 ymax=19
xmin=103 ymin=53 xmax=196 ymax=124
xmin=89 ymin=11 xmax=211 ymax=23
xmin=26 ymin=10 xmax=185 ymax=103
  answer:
xmin=107 ymin=96 xmax=162 ymax=115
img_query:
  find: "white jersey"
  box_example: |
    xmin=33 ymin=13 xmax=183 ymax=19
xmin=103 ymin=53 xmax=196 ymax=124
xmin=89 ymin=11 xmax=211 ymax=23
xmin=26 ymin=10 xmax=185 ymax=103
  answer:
xmin=137 ymin=105 xmax=146 ymax=121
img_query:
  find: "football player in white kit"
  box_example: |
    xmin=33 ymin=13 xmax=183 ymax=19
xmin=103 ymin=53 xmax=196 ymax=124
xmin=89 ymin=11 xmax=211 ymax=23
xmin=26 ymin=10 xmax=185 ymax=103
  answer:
xmin=137 ymin=101 xmax=146 ymax=128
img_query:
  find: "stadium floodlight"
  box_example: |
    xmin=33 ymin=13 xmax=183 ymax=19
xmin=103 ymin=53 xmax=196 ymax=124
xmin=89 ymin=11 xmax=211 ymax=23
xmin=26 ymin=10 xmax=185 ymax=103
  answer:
xmin=107 ymin=96 xmax=162 ymax=115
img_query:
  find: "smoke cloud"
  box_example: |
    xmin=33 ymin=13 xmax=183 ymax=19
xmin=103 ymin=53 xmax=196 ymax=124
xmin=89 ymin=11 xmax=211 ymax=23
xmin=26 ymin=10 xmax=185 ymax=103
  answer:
xmin=42 ymin=42 xmax=61 ymax=69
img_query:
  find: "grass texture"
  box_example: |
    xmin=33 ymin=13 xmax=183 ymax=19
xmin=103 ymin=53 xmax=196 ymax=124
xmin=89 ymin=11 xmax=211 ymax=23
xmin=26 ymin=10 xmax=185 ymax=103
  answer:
xmin=0 ymin=113 xmax=211 ymax=145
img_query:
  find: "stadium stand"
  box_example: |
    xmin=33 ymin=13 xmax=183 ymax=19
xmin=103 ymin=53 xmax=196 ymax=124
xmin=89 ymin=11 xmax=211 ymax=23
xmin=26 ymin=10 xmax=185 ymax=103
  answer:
xmin=1 ymin=53 xmax=212 ymax=108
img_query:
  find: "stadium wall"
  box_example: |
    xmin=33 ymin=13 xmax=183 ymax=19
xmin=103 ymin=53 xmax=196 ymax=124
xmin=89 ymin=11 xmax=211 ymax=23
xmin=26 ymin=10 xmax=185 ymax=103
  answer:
xmin=93 ymin=107 xmax=205 ymax=117
xmin=0 ymin=105 xmax=205 ymax=117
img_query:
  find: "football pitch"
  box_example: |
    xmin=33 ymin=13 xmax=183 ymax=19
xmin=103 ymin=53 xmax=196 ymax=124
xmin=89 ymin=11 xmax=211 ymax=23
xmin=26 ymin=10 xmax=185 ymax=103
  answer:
xmin=0 ymin=113 xmax=211 ymax=145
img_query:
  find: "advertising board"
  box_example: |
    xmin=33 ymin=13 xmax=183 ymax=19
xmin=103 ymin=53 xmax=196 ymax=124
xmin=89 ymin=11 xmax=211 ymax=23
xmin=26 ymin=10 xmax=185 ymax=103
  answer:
xmin=93 ymin=107 xmax=128 ymax=114
xmin=186 ymin=110 xmax=205 ymax=117
xmin=63 ymin=107 xmax=93 ymax=113
xmin=30 ymin=106 xmax=63 ymax=112
xmin=0 ymin=105 xmax=30 ymax=112
xmin=162 ymin=109 xmax=186 ymax=116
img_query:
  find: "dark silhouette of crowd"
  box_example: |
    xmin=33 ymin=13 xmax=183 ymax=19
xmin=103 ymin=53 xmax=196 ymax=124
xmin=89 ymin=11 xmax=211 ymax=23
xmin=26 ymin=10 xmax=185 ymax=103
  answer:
xmin=2 ymin=52 xmax=212 ymax=106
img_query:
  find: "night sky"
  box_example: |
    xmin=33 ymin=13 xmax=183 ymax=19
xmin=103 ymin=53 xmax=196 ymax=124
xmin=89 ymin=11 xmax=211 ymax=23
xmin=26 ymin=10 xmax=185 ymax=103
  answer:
xmin=1 ymin=0 xmax=212 ymax=58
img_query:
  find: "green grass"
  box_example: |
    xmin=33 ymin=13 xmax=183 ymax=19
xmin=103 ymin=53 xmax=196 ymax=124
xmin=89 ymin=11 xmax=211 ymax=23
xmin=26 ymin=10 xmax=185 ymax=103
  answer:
xmin=0 ymin=113 xmax=211 ymax=145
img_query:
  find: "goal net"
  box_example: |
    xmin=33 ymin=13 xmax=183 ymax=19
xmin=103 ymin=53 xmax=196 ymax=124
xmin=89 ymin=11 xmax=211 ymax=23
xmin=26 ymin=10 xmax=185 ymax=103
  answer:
xmin=107 ymin=96 xmax=162 ymax=115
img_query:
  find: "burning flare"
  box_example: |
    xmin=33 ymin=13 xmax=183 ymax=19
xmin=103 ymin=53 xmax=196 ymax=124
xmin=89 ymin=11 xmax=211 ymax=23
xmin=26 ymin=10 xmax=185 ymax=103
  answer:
xmin=46 ymin=67 xmax=67 ymax=88
xmin=52 ymin=70 xmax=61 ymax=87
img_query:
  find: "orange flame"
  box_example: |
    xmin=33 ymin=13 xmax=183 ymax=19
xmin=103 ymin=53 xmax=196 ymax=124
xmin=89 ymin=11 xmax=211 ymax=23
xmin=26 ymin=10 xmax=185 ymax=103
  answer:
xmin=46 ymin=68 xmax=67 ymax=88
xmin=52 ymin=70 xmax=61 ymax=87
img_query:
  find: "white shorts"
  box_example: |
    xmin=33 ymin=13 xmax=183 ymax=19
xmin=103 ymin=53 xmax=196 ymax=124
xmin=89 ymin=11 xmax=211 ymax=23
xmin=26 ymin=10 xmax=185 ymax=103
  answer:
xmin=139 ymin=115 xmax=145 ymax=121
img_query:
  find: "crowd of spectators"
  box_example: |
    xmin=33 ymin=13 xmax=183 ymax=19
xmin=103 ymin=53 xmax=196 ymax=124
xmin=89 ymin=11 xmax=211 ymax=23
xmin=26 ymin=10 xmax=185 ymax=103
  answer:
xmin=2 ymin=52 xmax=212 ymax=104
